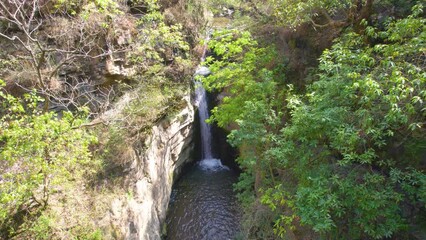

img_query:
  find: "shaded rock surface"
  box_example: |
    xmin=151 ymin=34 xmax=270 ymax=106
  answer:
xmin=100 ymin=95 xmax=195 ymax=240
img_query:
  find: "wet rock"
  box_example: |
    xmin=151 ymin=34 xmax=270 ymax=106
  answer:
xmin=195 ymin=66 xmax=211 ymax=76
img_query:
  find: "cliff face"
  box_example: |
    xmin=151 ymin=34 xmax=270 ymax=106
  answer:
xmin=0 ymin=0 xmax=209 ymax=238
xmin=99 ymin=94 xmax=195 ymax=239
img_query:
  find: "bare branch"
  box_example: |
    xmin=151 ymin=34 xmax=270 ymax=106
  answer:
xmin=71 ymin=118 xmax=109 ymax=129
xmin=0 ymin=0 xmax=131 ymax=115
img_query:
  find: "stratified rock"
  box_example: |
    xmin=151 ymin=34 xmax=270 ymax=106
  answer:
xmin=101 ymin=94 xmax=195 ymax=240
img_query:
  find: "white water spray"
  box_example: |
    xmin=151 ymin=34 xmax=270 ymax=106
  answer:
xmin=194 ymin=41 xmax=228 ymax=171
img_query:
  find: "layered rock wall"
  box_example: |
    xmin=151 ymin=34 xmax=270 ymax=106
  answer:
xmin=103 ymin=95 xmax=195 ymax=239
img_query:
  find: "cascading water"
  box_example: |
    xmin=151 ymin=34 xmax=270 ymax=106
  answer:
xmin=193 ymin=77 xmax=228 ymax=171
xmin=194 ymin=32 xmax=225 ymax=169
xmin=195 ymin=80 xmax=213 ymax=160
xmin=165 ymin=41 xmax=241 ymax=239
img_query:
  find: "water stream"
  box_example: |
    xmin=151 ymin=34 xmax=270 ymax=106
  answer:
xmin=165 ymin=70 xmax=241 ymax=239
xmin=195 ymin=80 xmax=213 ymax=160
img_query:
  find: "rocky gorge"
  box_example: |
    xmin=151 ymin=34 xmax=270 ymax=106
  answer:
xmin=100 ymin=93 xmax=196 ymax=239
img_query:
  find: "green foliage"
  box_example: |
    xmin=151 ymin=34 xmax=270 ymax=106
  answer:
xmin=210 ymin=0 xmax=355 ymax=28
xmin=128 ymin=0 xmax=190 ymax=66
xmin=204 ymin=4 xmax=426 ymax=239
xmin=375 ymin=0 xmax=421 ymax=17
xmin=260 ymin=185 xmax=296 ymax=238
xmin=204 ymin=0 xmax=241 ymax=15
xmin=70 ymin=225 xmax=103 ymax=240
xmin=296 ymin=173 xmax=405 ymax=238
xmin=1 ymin=0 xmax=195 ymax=238
xmin=29 ymin=213 xmax=52 ymax=240
xmin=0 ymin=80 xmax=99 ymax=238
xmin=203 ymin=29 xmax=279 ymax=128
xmin=53 ymin=0 xmax=84 ymax=15
xmin=267 ymin=6 xmax=425 ymax=238
xmin=123 ymin=0 xmax=193 ymax=129
xmin=203 ymin=29 xmax=287 ymax=238
xmin=271 ymin=0 xmax=353 ymax=27
xmin=54 ymin=0 xmax=120 ymax=16
xmin=122 ymin=66 xmax=189 ymax=134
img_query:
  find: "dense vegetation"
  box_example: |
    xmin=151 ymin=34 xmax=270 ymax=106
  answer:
xmin=0 ymin=80 xmax=101 ymax=238
xmin=203 ymin=0 xmax=425 ymax=239
xmin=0 ymin=0 xmax=202 ymax=238
xmin=1 ymin=0 xmax=425 ymax=239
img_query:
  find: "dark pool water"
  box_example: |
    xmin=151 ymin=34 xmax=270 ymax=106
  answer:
xmin=165 ymin=159 xmax=241 ymax=240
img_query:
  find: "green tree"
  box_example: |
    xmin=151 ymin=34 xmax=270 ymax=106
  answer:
xmin=267 ymin=5 xmax=426 ymax=238
xmin=202 ymin=29 xmax=289 ymax=238
xmin=271 ymin=0 xmax=354 ymax=28
xmin=204 ymin=3 xmax=425 ymax=239
xmin=0 ymin=80 xmax=98 ymax=238
xmin=211 ymin=0 xmax=375 ymax=29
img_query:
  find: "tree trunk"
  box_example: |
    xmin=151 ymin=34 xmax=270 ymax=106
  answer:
xmin=354 ymin=0 xmax=374 ymax=32
xmin=254 ymin=147 xmax=262 ymax=196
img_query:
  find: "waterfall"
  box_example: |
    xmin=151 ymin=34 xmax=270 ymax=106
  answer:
xmin=194 ymin=70 xmax=228 ymax=171
xmin=195 ymin=81 xmax=213 ymax=159
xmin=166 ymin=34 xmax=240 ymax=240
xmin=193 ymin=31 xmax=228 ymax=171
